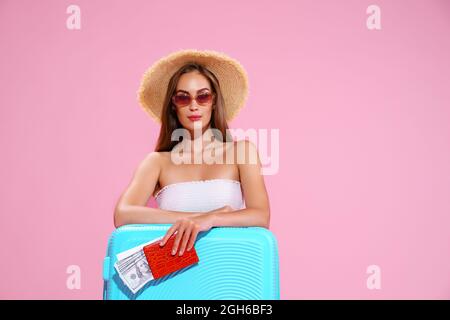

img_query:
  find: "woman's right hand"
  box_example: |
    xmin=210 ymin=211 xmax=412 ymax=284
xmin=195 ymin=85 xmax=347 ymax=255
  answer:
xmin=159 ymin=205 xmax=234 ymax=256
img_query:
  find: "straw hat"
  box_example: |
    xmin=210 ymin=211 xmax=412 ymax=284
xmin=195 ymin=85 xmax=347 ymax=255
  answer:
xmin=137 ymin=49 xmax=249 ymax=124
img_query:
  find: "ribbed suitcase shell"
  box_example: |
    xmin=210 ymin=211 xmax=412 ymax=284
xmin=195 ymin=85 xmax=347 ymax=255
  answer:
xmin=103 ymin=224 xmax=280 ymax=300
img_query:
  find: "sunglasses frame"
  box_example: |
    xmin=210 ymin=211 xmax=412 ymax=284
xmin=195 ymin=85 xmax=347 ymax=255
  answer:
xmin=172 ymin=91 xmax=216 ymax=107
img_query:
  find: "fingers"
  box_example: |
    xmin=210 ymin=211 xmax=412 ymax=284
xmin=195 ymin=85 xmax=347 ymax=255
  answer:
xmin=159 ymin=221 xmax=179 ymax=247
xmin=178 ymin=223 xmax=195 ymax=256
xmin=186 ymin=226 xmax=200 ymax=252
xmin=171 ymin=222 xmax=188 ymax=255
xmin=159 ymin=220 xmax=200 ymax=256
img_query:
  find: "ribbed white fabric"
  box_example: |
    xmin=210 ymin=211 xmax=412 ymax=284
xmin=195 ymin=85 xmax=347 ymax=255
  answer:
xmin=155 ymin=179 xmax=245 ymax=212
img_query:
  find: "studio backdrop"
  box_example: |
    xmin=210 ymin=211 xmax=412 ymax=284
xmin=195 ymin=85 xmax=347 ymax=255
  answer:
xmin=0 ymin=0 xmax=449 ymax=299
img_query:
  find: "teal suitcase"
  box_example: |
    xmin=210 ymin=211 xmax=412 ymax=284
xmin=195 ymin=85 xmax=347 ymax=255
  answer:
xmin=103 ymin=224 xmax=280 ymax=300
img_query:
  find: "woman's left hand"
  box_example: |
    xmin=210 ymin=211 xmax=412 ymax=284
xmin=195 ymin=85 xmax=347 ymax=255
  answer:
xmin=159 ymin=213 xmax=215 ymax=256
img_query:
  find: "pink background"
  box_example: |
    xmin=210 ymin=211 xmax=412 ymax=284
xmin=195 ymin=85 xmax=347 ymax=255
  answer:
xmin=1 ymin=0 xmax=449 ymax=299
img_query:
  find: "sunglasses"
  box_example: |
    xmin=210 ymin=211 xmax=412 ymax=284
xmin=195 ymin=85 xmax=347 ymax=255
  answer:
xmin=172 ymin=91 xmax=215 ymax=107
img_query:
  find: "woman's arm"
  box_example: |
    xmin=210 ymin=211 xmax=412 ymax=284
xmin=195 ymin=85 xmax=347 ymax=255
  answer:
xmin=211 ymin=140 xmax=271 ymax=229
xmin=115 ymin=205 xmax=204 ymax=228
xmin=113 ymin=152 xmax=203 ymax=228
xmin=211 ymin=207 xmax=269 ymax=229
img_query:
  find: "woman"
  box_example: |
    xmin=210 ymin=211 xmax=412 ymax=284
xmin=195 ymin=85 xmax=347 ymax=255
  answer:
xmin=114 ymin=49 xmax=270 ymax=258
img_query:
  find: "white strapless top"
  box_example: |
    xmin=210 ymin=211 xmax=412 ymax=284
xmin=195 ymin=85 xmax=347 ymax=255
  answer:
xmin=154 ymin=179 xmax=245 ymax=212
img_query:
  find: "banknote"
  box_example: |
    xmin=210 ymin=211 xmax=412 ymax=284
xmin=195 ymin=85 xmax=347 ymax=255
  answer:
xmin=114 ymin=236 xmax=163 ymax=294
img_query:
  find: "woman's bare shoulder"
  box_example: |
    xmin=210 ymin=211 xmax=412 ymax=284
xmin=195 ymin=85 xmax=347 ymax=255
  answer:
xmin=140 ymin=151 xmax=161 ymax=167
xmin=143 ymin=151 xmax=172 ymax=166
xmin=145 ymin=151 xmax=171 ymax=194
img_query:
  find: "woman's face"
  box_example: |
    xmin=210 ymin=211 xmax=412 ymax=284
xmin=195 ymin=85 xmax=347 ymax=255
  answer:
xmin=173 ymin=71 xmax=214 ymax=136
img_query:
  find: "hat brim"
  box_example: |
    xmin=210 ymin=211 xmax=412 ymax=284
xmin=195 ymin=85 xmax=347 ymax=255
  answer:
xmin=137 ymin=49 xmax=249 ymax=124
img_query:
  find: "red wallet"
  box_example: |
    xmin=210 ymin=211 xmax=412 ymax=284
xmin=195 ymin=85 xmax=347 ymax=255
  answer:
xmin=143 ymin=233 xmax=199 ymax=280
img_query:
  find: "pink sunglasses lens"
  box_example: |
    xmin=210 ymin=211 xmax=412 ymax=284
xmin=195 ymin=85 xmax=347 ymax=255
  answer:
xmin=173 ymin=95 xmax=191 ymax=106
xmin=196 ymin=93 xmax=212 ymax=104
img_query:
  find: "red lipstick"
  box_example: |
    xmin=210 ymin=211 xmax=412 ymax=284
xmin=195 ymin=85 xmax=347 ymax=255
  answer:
xmin=188 ymin=115 xmax=202 ymax=121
